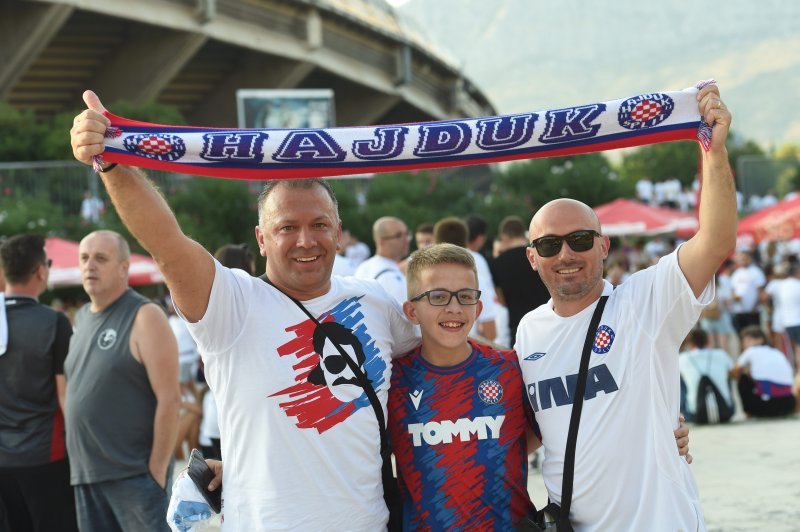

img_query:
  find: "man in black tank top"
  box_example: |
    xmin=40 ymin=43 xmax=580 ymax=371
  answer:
xmin=64 ymin=231 xmax=180 ymax=532
xmin=0 ymin=234 xmax=78 ymax=531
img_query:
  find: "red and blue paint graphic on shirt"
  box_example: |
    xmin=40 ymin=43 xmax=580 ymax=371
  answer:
xmin=269 ymin=295 xmax=387 ymax=433
xmin=388 ymin=341 xmax=536 ymax=530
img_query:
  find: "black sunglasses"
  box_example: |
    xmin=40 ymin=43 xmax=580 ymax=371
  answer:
xmin=529 ymin=230 xmax=600 ymax=258
xmin=411 ymin=288 xmax=481 ymax=306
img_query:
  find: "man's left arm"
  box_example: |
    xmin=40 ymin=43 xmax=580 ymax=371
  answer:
xmin=677 ymin=85 xmax=737 ymax=297
xmin=132 ymin=303 xmax=181 ymax=489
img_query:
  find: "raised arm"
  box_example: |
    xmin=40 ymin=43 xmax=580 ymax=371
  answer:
xmin=70 ymin=91 xmax=215 ymax=321
xmin=677 ymin=84 xmax=737 ymax=297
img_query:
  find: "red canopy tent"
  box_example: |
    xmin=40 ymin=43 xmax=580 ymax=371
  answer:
xmin=45 ymin=237 xmax=164 ymax=287
xmin=737 ymin=195 xmax=800 ymax=245
xmin=593 ymin=198 xmax=698 ymax=238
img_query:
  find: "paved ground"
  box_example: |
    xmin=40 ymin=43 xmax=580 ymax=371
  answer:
xmin=191 ymin=414 xmax=799 ymax=531
xmin=526 ymin=415 xmax=800 ymax=531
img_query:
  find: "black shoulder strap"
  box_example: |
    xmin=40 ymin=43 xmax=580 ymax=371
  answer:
xmin=374 ymin=268 xmax=395 ymax=280
xmin=559 ymin=295 xmax=609 ymax=523
xmin=259 ymin=274 xmax=392 ymax=461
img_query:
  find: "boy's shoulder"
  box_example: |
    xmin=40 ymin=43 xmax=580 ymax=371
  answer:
xmin=471 ymin=340 xmax=519 ymax=367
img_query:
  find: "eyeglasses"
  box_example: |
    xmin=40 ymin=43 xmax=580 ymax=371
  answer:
xmin=382 ymin=231 xmax=409 ymax=241
xmin=411 ymin=288 xmax=481 ymax=306
xmin=529 ymin=230 xmax=600 ymax=258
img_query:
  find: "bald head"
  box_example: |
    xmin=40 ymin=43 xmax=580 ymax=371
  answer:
xmin=373 ymin=216 xmax=409 ymax=261
xmin=530 ymin=198 xmax=601 ymax=239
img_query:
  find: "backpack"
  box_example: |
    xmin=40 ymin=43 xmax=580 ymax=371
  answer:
xmin=694 ymin=375 xmax=733 ymax=424
xmin=689 ymin=351 xmax=734 ymax=424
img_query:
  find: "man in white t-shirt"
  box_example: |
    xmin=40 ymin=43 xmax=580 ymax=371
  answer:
xmin=70 ymin=91 xmax=419 ymax=530
xmin=729 ymin=250 xmax=766 ymax=332
xmin=732 ymin=326 xmax=796 ymax=417
xmin=515 ymin=84 xmax=735 ymax=531
xmin=355 ymin=216 xmax=410 ymax=306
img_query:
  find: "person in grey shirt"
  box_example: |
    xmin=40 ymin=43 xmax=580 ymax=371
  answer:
xmin=65 ymin=230 xmax=180 ymax=532
xmin=0 ymin=234 xmax=77 ymax=532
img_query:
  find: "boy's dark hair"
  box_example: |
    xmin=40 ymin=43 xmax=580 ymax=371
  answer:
xmin=740 ymin=325 xmax=769 ymax=345
xmin=689 ymin=328 xmax=709 ymax=349
xmin=0 ymin=234 xmax=46 ymax=284
xmin=464 ymin=214 xmax=488 ymax=243
xmin=415 ymin=222 xmax=434 ymax=234
xmin=433 ymin=217 xmax=469 ymax=248
xmin=498 ymin=216 xmax=526 ymax=239
xmin=215 ymin=244 xmax=255 ymax=276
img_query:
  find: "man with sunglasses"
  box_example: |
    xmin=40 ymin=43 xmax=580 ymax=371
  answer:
xmin=516 ymin=83 xmax=735 ymax=530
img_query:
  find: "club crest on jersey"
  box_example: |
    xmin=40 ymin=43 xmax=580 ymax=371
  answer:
xmin=524 ymin=352 xmax=546 ymax=361
xmin=618 ymin=93 xmax=674 ymax=130
xmin=592 ymin=325 xmax=615 ymax=354
xmin=97 ymin=328 xmax=117 ymax=350
xmin=478 ymin=379 xmax=503 ymax=404
xmin=123 ymin=133 xmax=186 ymax=161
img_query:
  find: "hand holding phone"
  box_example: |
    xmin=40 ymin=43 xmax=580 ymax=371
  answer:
xmin=187 ymin=448 xmax=222 ymax=513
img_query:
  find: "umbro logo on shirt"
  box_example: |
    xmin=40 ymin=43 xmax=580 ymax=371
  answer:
xmin=410 ymin=389 xmax=424 ymax=410
xmin=524 ymin=352 xmax=546 ymax=361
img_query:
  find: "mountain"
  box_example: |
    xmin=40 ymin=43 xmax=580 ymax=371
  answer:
xmin=394 ymin=0 xmax=800 ymax=150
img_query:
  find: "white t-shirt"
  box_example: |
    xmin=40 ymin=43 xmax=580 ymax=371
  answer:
xmin=764 ymin=278 xmax=786 ymax=331
xmin=738 ymin=345 xmax=794 ymax=386
xmin=515 ymin=250 xmax=711 ymax=531
xmin=468 ymin=250 xmax=497 ymax=335
xmin=198 ymin=389 xmax=220 ymax=445
xmin=729 ymin=264 xmax=766 ymax=313
xmin=183 ymin=260 xmax=419 ymax=531
xmin=354 ymin=255 xmax=407 ymax=306
xmin=331 ymin=253 xmax=356 ymax=277
xmin=345 ymin=241 xmax=371 ymax=266
xmin=777 ymin=277 xmax=800 ymax=328
xmin=679 ymin=348 xmax=734 ymax=415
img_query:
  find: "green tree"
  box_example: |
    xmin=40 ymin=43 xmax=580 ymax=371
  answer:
xmin=168 ymin=178 xmax=257 ymax=254
xmin=619 ymin=141 xmax=700 ymax=187
xmin=495 ymin=153 xmax=627 ymax=209
xmin=0 ymin=103 xmax=43 ymax=161
xmin=0 ymin=194 xmax=66 ymax=237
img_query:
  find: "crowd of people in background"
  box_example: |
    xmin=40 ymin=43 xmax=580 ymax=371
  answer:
xmin=3 ymin=194 xmax=799 ymax=529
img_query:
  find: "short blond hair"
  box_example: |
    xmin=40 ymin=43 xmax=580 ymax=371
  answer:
xmin=406 ymin=243 xmax=477 ymax=298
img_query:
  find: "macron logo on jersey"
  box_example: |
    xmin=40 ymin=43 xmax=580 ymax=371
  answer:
xmin=410 ymin=389 xmax=424 ymax=410
xmin=408 ymin=415 xmax=505 ymax=447
xmin=524 ymin=352 xmax=547 ymax=361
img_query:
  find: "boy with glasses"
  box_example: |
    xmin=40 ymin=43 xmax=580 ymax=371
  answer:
xmin=388 ymin=243 xmax=536 ymax=530
xmin=390 ymin=244 xmax=693 ymax=529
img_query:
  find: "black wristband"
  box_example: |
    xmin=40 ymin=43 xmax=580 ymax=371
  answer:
xmin=97 ymin=163 xmax=117 ymax=173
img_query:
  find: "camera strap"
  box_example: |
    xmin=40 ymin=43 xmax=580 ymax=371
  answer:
xmin=558 ymin=295 xmax=609 ymax=524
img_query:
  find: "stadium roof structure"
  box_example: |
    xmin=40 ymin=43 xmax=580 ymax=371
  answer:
xmin=1 ymin=0 xmax=495 ymax=127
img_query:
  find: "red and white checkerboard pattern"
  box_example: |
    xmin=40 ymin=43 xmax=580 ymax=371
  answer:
xmin=630 ymin=100 xmax=662 ymax=123
xmin=594 ymin=329 xmax=613 ymax=350
xmin=478 ymin=380 xmax=503 ymax=404
xmin=137 ymin=135 xmax=173 ymax=156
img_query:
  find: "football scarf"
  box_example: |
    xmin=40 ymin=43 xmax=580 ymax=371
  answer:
xmin=94 ymin=80 xmax=715 ymax=180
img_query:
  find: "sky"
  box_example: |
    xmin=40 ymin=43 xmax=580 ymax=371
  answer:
xmin=392 ymin=0 xmax=800 ymax=151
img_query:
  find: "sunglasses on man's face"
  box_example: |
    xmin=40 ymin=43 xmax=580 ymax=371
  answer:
xmin=529 ymin=230 xmax=601 ymax=258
